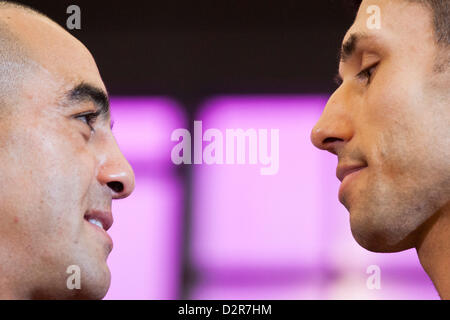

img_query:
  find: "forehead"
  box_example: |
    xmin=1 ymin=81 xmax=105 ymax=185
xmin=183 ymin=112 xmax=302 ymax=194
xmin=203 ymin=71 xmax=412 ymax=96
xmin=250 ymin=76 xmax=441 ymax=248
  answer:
xmin=343 ymin=0 xmax=435 ymax=53
xmin=1 ymin=8 xmax=106 ymax=93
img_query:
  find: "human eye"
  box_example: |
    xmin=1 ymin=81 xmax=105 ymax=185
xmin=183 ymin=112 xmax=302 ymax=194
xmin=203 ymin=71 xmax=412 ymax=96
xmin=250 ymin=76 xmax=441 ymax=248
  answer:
xmin=74 ymin=110 xmax=101 ymax=132
xmin=356 ymin=62 xmax=379 ymax=85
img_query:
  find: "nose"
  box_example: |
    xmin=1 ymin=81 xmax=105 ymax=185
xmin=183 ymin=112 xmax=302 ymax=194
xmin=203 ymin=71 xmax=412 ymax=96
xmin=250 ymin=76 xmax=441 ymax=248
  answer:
xmin=310 ymin=89 xmax=354 ymax=155
xmin=97 ymin=139 xmax=135 ymax=199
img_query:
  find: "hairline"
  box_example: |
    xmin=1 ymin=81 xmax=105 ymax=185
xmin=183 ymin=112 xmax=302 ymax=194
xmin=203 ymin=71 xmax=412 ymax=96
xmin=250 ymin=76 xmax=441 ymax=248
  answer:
xmin=343 ymin=0 xmax=449 ymax=74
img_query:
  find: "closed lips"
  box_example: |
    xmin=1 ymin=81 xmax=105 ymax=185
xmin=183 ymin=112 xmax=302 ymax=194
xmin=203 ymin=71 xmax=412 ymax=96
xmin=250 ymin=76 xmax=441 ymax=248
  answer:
xmin=336 ymin=165 xmax=367 ymax=182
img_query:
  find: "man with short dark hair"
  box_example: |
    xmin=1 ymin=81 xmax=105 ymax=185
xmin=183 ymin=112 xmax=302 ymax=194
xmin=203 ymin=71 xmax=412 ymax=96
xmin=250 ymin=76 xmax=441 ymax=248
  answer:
xmin=311 ymin=0 xmax=449 ymax=299
xmin=0 ymin=2 xmax=135 ymax=299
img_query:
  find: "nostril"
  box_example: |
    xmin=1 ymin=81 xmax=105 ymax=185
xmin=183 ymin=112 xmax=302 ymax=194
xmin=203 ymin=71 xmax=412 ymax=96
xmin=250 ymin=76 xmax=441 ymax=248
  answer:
xmin=107 ymin=181 xmax=124 ymax=193
xmin=323 ymin=137 xmax=341 ymax=144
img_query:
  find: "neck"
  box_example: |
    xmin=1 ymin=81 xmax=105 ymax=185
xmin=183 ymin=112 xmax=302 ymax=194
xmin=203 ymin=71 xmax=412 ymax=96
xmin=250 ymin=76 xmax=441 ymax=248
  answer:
xmin=416 ymin=202 xmax=450 ymax=300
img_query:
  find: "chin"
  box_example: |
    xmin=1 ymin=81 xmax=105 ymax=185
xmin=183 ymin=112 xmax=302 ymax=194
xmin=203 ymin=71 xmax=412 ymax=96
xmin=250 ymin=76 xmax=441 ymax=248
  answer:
xmin=31 ymin=267 xmax=110 ymax=300
xmin=66 ymin=255 xmax=112 ymax=300
xmin=80 ymin=265 xmax=111 ymax=300
xmin=348 ymin=207 xmax=417 ymax=253
xmin=69 ymin=275 xmax=110 ymax=300
xmin=351 ymin=227 xmax=415 ymax=253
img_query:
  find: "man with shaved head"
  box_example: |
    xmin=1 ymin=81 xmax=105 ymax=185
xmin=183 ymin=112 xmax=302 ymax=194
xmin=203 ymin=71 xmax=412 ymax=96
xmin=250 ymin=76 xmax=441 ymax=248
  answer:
xmin=0 ymin=1 xmax=135 ymax=299
xmin=311 ymin=0 xmax=449 ymax=299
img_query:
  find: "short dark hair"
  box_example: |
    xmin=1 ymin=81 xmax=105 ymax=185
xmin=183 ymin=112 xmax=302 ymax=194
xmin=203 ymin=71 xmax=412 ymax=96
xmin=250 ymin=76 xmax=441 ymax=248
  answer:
xmin=410 ymin=0 xmax=450 ymax=45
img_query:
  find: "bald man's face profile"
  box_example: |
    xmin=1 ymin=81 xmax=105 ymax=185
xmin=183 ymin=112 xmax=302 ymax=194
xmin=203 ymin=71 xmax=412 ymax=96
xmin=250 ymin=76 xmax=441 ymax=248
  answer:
xmin=311 ymin=0 xmax=449 ymax=297
xmin=0 ymin=5 xmax=135 ymax=299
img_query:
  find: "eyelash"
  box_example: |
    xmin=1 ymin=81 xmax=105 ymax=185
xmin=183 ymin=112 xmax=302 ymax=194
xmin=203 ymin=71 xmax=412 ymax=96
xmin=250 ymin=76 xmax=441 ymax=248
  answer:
xmin=334 ymin=62 xmax=379 ymax=87
xmin=75 ymin=111 xmax=100 ymax=132
xmin=356 ymin=63 xmax=378 ymax=85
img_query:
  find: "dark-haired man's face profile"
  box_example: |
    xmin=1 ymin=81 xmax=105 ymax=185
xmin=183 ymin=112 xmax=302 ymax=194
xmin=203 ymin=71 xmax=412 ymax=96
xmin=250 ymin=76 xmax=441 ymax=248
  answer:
xmin=311 ymin=0 xmax=449 ymax=298
xmin=0 ymin=6 xmax=135 ymax=299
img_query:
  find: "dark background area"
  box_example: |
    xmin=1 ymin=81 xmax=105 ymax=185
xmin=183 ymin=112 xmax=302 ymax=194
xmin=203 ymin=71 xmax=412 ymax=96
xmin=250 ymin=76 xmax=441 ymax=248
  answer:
xmin=14 ymin=0 xmax=357 ymax=111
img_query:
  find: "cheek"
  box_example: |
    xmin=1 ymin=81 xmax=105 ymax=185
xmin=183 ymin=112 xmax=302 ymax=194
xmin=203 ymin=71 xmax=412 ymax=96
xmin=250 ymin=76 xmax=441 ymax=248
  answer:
xmin=360 ymin=69 xmax=440 ymax=180
xmin=364 ymin=67 xmax=417 ymax=128
xmin=360 ymin=89 xmax=408 ymax=174
xmin=0 ymin=120 xmax=96 ymax=233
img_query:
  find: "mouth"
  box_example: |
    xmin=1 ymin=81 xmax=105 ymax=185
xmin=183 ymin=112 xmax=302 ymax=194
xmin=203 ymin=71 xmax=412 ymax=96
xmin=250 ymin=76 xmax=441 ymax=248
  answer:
xmin=336 ymin=164 xmax=367 ymax=183
xmin=84 ymin=210 xmax=113 ymax=231
xmin=336 ymin=164 xmax=367 ymax=203
xmin=84 ymin=210 xmax=114 ymax=250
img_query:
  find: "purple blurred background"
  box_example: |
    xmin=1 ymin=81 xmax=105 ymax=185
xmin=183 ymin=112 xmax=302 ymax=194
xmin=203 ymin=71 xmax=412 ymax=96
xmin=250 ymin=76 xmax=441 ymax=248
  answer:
xmin=8 ymin=0 xmax=438 ymax=300
xmin=104 ymin=96 xmax=438 ymax=300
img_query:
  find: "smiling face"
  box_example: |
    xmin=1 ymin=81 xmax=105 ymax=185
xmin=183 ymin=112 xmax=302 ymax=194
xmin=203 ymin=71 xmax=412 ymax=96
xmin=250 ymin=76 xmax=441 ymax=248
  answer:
xmin=311 ymin=0 xmax=450 ymax=252
xmin=0 ymin=8 xmax=134 ymax=299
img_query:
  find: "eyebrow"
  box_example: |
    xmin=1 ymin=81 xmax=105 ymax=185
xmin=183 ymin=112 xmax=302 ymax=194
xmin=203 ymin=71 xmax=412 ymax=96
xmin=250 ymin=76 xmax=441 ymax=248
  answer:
xmin=335 ymin=32 xmax=376 ymax=84
xmin=339 ymin=32 xmax=368 ymax=63
xmin=65 ymin=82 xmax=110 ymax=117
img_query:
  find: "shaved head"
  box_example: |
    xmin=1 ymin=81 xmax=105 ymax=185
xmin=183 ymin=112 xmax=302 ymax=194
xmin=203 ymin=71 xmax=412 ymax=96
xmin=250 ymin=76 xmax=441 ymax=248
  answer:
xmin=0 ymin=2 xmax=45 ymax=110
xmin=0 ymin=1 xmax=135 ymax=300
xmin=0 ymin=15 xmax=29 ymax=109
xmin=0 ymin=1 xmax=89 ymax=110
